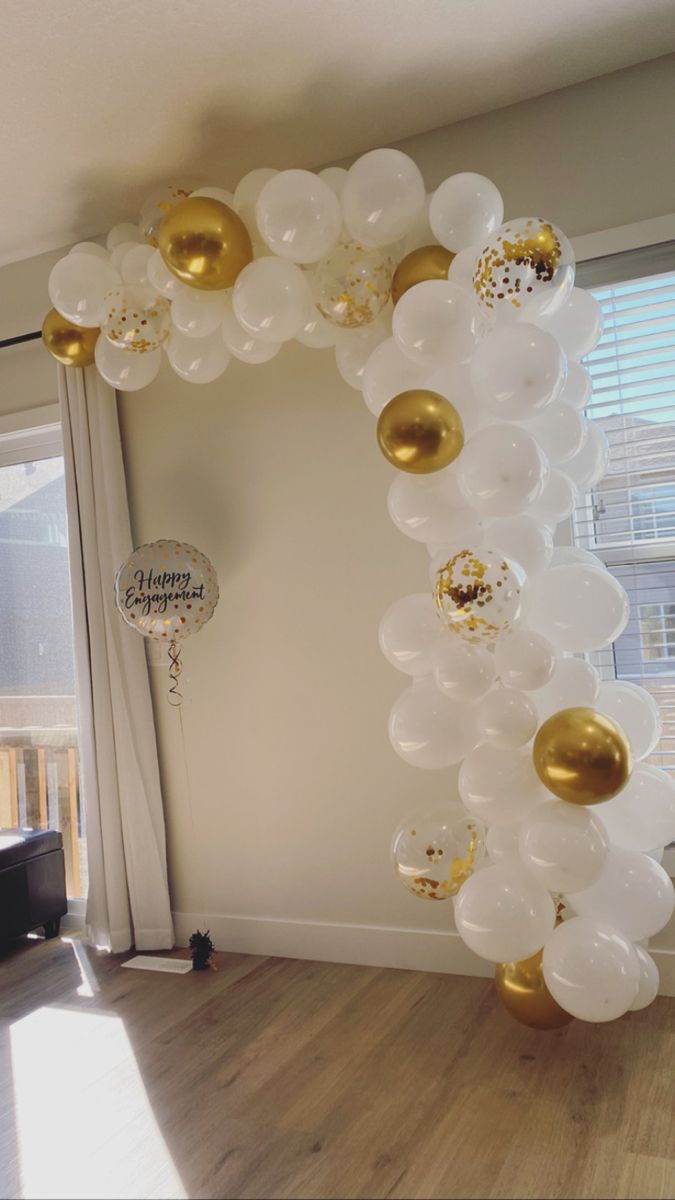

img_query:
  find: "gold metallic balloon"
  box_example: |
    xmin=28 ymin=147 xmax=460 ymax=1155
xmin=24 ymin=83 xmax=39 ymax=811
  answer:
xmin=496 ymin=949 xmax=573 ymax=1031
xmin=158 ymin=197 xmax=253 ymax=291
xmin=377 ymin=389 xmax=464 ymax=474
xmin=42 ymin=308 xmax=99 ymax=367
xmin=533 ymin=706 xmax=631 ymax=805
xmin=391 ymin=244 xmax=455 ymax=305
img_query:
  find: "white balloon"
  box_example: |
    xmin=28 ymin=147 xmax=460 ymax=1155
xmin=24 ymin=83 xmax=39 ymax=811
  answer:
xmin=433 ymin=637 xmax=496 ymax=701
xmin=221 ymin=299 xmax=281 ymax=363
xmin=362 ymin=337 xmax=432 ymax=416
xmin=233 ymin=257 xmax=310 ymax=343
xmin=233 ymin=168 xmax=278 ymax=238
xmin=534 ymin=288 xmax=604 ymax=361
xmin=527 ymin=564 xmax=629 ymax=652
xmin=342 ymin=149 xmax=425 ymax=246
xmin=447 ymin=245 xmax=480 ymax=295
xmin=94 ymin=337 xmax=161 ymax=392
xmin=543 ymin=918 xmax=639 ymax=1022
xmin=388 ymin=677 xmax=479 ymax=769
xmin=593 ymin=765 xmax=675 ymax=852
xmin=471 ymin=323 xmax=565 ymax=419
xmin=494 ymin=628 xmax=556 ymax=691
xmin=147 ymin=250 xmax=195 ymax=300
xmin=454 ymin=865 xmax=555 ymax=963
xmin=166 ymin=327 xmax=230 ymax=383
xmin=48 ymin=253 xmax=120 ymax=327
xmin=532 ymin=655 xmax=600 ymax=720
xmin=527 ymin=469 xmax=577 ymax=527
xmin=459 ymin=744 xmax=548 ymax=825
xmin=569 ymin=849 xmax=675 ymax=941
xmin=109 ymin=241 xmax=140 ymax=273
xmin=424 ymin=363 xmax=488 ymax=439
xmin=597 ymin=681 xmax=662 ymax=761
xmin=428 ymin=173 xmax=503 ymax=253
xmin=334 ymin=321 xmax=389 ymax=389
xmin=69 ymin=241 xmax=109 ymax=261
xmin=525 ymin=402 xmax=586 ymax=465
xmin=121 ymin=243 xmax=155 ymax=287
xmin=458 ymin=424 xmax=548 ymax=516
xmin=256 ymin=170 xmax=341 ymax=263
xmin=549 ymin=545 xmax=603 ymax=569
xmin=485 ymin=822 xmax=521 ymax=864
xmin=477 ymin=685 xmax=538 ymax=748
xmin=171 ymin=290 xmax=226 ymax=338
xmin=106 ymin=222 xmax=141 ymax=250
xmin=484 ymin=514 xmax=553 ymax=577
xmin=318 ymin=166 xmax=348 ymax=196
xmin=190 ymin=186 xmax=235 ymax=206
xmin=295 ymin=310 xmax=336 ymax=349
xmin=630 ymin=946 xmax=660 ymax=1011
xmin=392 ymin=280 xmax=477 ymax=368
xmin=387 ymin=472 xmax=482 ymax=546
xmin=518 ymin=802 xmax=609 ymax=893
xmin=402 ymin=193 xmax=434 ymax=254
xmin=559 ymin=361 xmax=592 ymax=411
xmin=379 ymin=593 xmax=443 ymax=676
xmin=562 ymin=421 xmax=609 ymax=491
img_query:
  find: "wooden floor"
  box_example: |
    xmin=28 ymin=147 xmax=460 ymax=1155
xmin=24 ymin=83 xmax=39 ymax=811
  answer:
xmin=0 ymin=938 xmax=674 ymax=1200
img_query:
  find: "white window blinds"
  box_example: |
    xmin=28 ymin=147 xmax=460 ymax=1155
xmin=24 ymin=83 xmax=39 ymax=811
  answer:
xmin=573 ymin=249 xmax=675 ymax=776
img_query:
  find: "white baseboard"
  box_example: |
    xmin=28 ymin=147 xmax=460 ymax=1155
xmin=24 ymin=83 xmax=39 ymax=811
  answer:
xmin=172 ymin=910 xmax=675 ymax=995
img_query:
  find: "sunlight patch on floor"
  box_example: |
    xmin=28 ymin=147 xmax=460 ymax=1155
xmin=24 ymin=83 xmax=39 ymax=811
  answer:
xmin=9 ymin=1005 xmax=186 ymax=1199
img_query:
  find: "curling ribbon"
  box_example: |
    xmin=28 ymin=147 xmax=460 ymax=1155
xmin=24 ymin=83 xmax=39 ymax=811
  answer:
xmin=167 ymin=639 xmax=183 ymax=707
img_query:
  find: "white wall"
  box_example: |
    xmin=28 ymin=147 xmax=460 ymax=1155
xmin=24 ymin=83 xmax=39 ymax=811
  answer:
xmin=2 ymin=54 xmax=675 ymax=979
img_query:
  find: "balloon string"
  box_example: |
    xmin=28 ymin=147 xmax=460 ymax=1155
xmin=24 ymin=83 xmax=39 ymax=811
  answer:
xmin=168 ymin=640 xmax=183 ymax=706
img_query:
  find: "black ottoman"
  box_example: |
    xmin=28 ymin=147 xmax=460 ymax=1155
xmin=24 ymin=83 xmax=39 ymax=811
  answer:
xmin=0 ymin=828 xmax=68 ymax=942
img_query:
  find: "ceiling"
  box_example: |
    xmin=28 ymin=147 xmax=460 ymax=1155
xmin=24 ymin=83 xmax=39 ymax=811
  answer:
xmin=3 ymin=0 xmax=675 ymax=265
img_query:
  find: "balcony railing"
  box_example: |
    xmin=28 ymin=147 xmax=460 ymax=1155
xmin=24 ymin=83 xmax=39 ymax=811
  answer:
xmin=0 ymin=709 xmax=85 ymax=899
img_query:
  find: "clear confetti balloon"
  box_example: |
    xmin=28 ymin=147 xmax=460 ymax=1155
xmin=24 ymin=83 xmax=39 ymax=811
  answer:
xmin=140 ymin=181 xmax=201 ymax=246
xmin=433 ymin=547 xmax=524 ymax=646
xmin=473 ymin=217 xmax=574 ymax=319
xmin=391 ymin=804 xmax=485 ymax=901
xmin=311 ymin=240 xmax=394 ymax=329
xmin=101 ymin=286 xmax=171 ymax=352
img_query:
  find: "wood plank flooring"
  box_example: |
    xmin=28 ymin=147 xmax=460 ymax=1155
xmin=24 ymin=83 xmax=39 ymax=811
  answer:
xmin=0 ymin=936 xmax=673 ymax=1200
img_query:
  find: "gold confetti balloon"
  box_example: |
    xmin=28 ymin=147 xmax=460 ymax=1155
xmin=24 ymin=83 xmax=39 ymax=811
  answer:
xmin=158 ymin=197 xmax=253 ymax=291
xmin=101 ymin=286 xmax=171 ymax=353
xmin=533 ymin=706 xmax=631 ymax=805
xmin=391 ymin=244 xmax=455 ymax=306
xmin=42 ymin=308 xmax=99 ymax=367
xmin=433 ymin=547 xmax=524 ymax=646
xmin=496 ymin=949 xmax=574 ymax=1030
xmin=391 ymin=805 xmax=485 ymax=901
xmin=377 ymin=389 xmax=464 ymax=474
xmin=473 ymin=217 xmax=574 ymax=318
xmin=312 ymin=239 xmax=393 ymax=328
xmin=140 ymin=181 xmax=202 ymax=246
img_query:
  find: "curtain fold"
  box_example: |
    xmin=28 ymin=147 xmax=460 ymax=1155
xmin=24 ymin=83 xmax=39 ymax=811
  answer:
xmin=59 ymin=364 xmax=173 ymax=952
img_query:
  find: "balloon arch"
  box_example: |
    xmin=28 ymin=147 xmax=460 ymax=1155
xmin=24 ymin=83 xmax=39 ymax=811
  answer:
xmin=44 ymin=150 xmax=675 ymax=1027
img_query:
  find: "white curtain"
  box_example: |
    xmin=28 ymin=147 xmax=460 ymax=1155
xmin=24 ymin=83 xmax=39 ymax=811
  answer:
xmin=59 ymin=365 xmax=173 ymax=952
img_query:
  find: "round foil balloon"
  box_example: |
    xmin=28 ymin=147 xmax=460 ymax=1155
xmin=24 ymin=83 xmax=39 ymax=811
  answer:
xmin=495 ymin=949 xmax=574 ymax=1030
xmin=101 ymin=287 xmax=171 ymax=352
xmin=115 ymin=540 xmax=219 ymax=642
xmin=433 ymin=547 xmax=524 ymax=646
xmin=391 ymin=805 xmax=484 ymax=900
xmin=159 ymin=197 xmax=253 ymax=291
xmin=533 ymin=706 xmax=631 ymax=805
xmin=391 ymin=245 xmax=455 ymax=305
xmin=312 ymin=240 xmax=393 ymax=328
xmin=42 ymin=308 xmax=99 ymax=367
xmin=377 ymin=389 xmax=464 ymax=474
xmin=473 ymin=217 xmax=574 ymax=318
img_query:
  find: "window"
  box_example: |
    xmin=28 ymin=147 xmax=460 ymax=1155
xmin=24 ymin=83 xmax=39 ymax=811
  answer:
xmin=639 ymin=602 xmax=675 ymax=662
xmin=573 ymin=250 xmax=675 ymax=777
xmin=0 ymin=419 xmax=85 ymax=899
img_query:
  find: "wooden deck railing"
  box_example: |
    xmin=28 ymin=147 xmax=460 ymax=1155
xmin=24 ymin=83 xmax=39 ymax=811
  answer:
xmin=0 ymin=739 xmax=85 ymax=898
